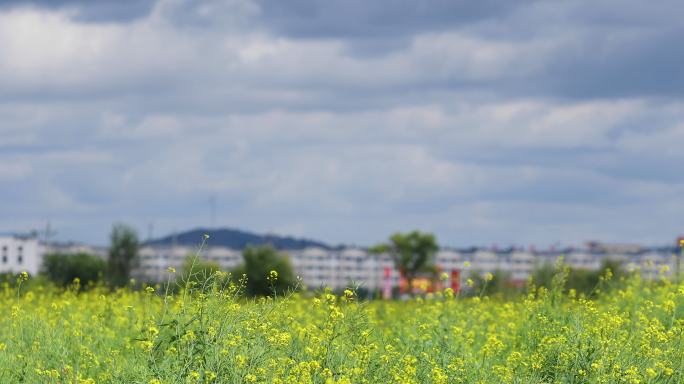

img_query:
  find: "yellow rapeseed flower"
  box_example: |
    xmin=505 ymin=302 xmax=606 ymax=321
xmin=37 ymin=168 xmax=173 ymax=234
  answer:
xmin=2 ymin=250 xmax=684 ymax=383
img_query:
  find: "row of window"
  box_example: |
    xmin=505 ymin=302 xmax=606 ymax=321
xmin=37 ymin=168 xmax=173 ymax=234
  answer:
xmin=141 ymin=254 xmax=240 ymax=261
xmin=1 ymin=245 xmax=23 ymax=252
xmin=291 ymin=255 xmax=371 ymax=262
xmin=1 ymin=255 xmax=22 ymax=264
xmin=1 ymin=245 xmax=22 ymax=250
xmin=305 ymin=275 xmax=369 ymax=281
xmin=1 ymin=245 xmax=23 ymax=265
xmin=296 ymin=265 xmax=371 ymax=272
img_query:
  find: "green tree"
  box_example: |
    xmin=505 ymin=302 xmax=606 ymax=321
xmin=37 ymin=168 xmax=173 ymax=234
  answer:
xmin=370 ymin=231 xmax=439 ymax=294
xmin=41 ymin=253 xmax=106 ymax=288
xmin=107 ymin=224 xmax=140 ymax=288
xmin=232 ymin=245 xmax=296 ymax=297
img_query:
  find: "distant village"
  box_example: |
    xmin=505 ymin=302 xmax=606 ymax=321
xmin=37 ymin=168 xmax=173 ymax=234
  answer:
xmin=1 ymin=229 xmax=681 ymax=291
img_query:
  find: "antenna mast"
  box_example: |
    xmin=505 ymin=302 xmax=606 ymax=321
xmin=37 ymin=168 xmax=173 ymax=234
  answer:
xmin=44 ymin=221 xmax=57 ymax=254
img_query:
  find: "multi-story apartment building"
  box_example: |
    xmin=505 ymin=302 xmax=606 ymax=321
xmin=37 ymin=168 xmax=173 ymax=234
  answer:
xmin=0 ymin=234 xmax=41 ymax=275
xmin=137 ymin=243 xmax=683 ymax=290
xmin=137 ymin=245 xmax=238 ymax=281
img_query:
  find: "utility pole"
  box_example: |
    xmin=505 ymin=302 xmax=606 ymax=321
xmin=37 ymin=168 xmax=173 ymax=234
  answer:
xmin=43 ymin=221 xmax=57 ymax=254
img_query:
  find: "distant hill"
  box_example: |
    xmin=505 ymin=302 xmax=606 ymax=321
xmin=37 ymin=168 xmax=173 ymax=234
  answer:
xmin=144 ymin=227 xmax=336 ymax=250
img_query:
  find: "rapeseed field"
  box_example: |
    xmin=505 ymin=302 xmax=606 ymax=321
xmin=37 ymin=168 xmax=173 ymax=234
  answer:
xmin=1 ymin=267 xmax=683 ymax=383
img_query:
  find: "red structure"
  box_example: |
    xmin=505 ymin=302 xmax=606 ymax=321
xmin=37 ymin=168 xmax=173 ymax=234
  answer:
xmin=451 ymin=269 xmax=460 ymax=294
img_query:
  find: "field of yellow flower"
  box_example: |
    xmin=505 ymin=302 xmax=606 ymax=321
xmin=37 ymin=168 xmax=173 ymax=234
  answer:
xmin=1 ymin=271 xmax=683 ymax=383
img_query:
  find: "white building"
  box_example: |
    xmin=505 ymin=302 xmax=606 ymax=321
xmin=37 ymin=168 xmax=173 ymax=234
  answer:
xmin=137 ymin=245 xmax=242 ymax=281
xmin=136 ymin=243 xmax=683 ymax=290
xmin=288 ymin=247 xmax=398 ymax=291
xmin=0 ymin=234 xmax=41 ymax=276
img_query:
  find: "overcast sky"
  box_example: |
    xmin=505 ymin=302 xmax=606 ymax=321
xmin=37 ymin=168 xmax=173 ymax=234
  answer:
xmin=1 ymin=0 xmax=683 ymax=247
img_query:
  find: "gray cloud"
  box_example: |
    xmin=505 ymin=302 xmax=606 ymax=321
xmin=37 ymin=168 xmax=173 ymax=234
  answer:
xmin=253 ymin=0 xmax=522 ymax=38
